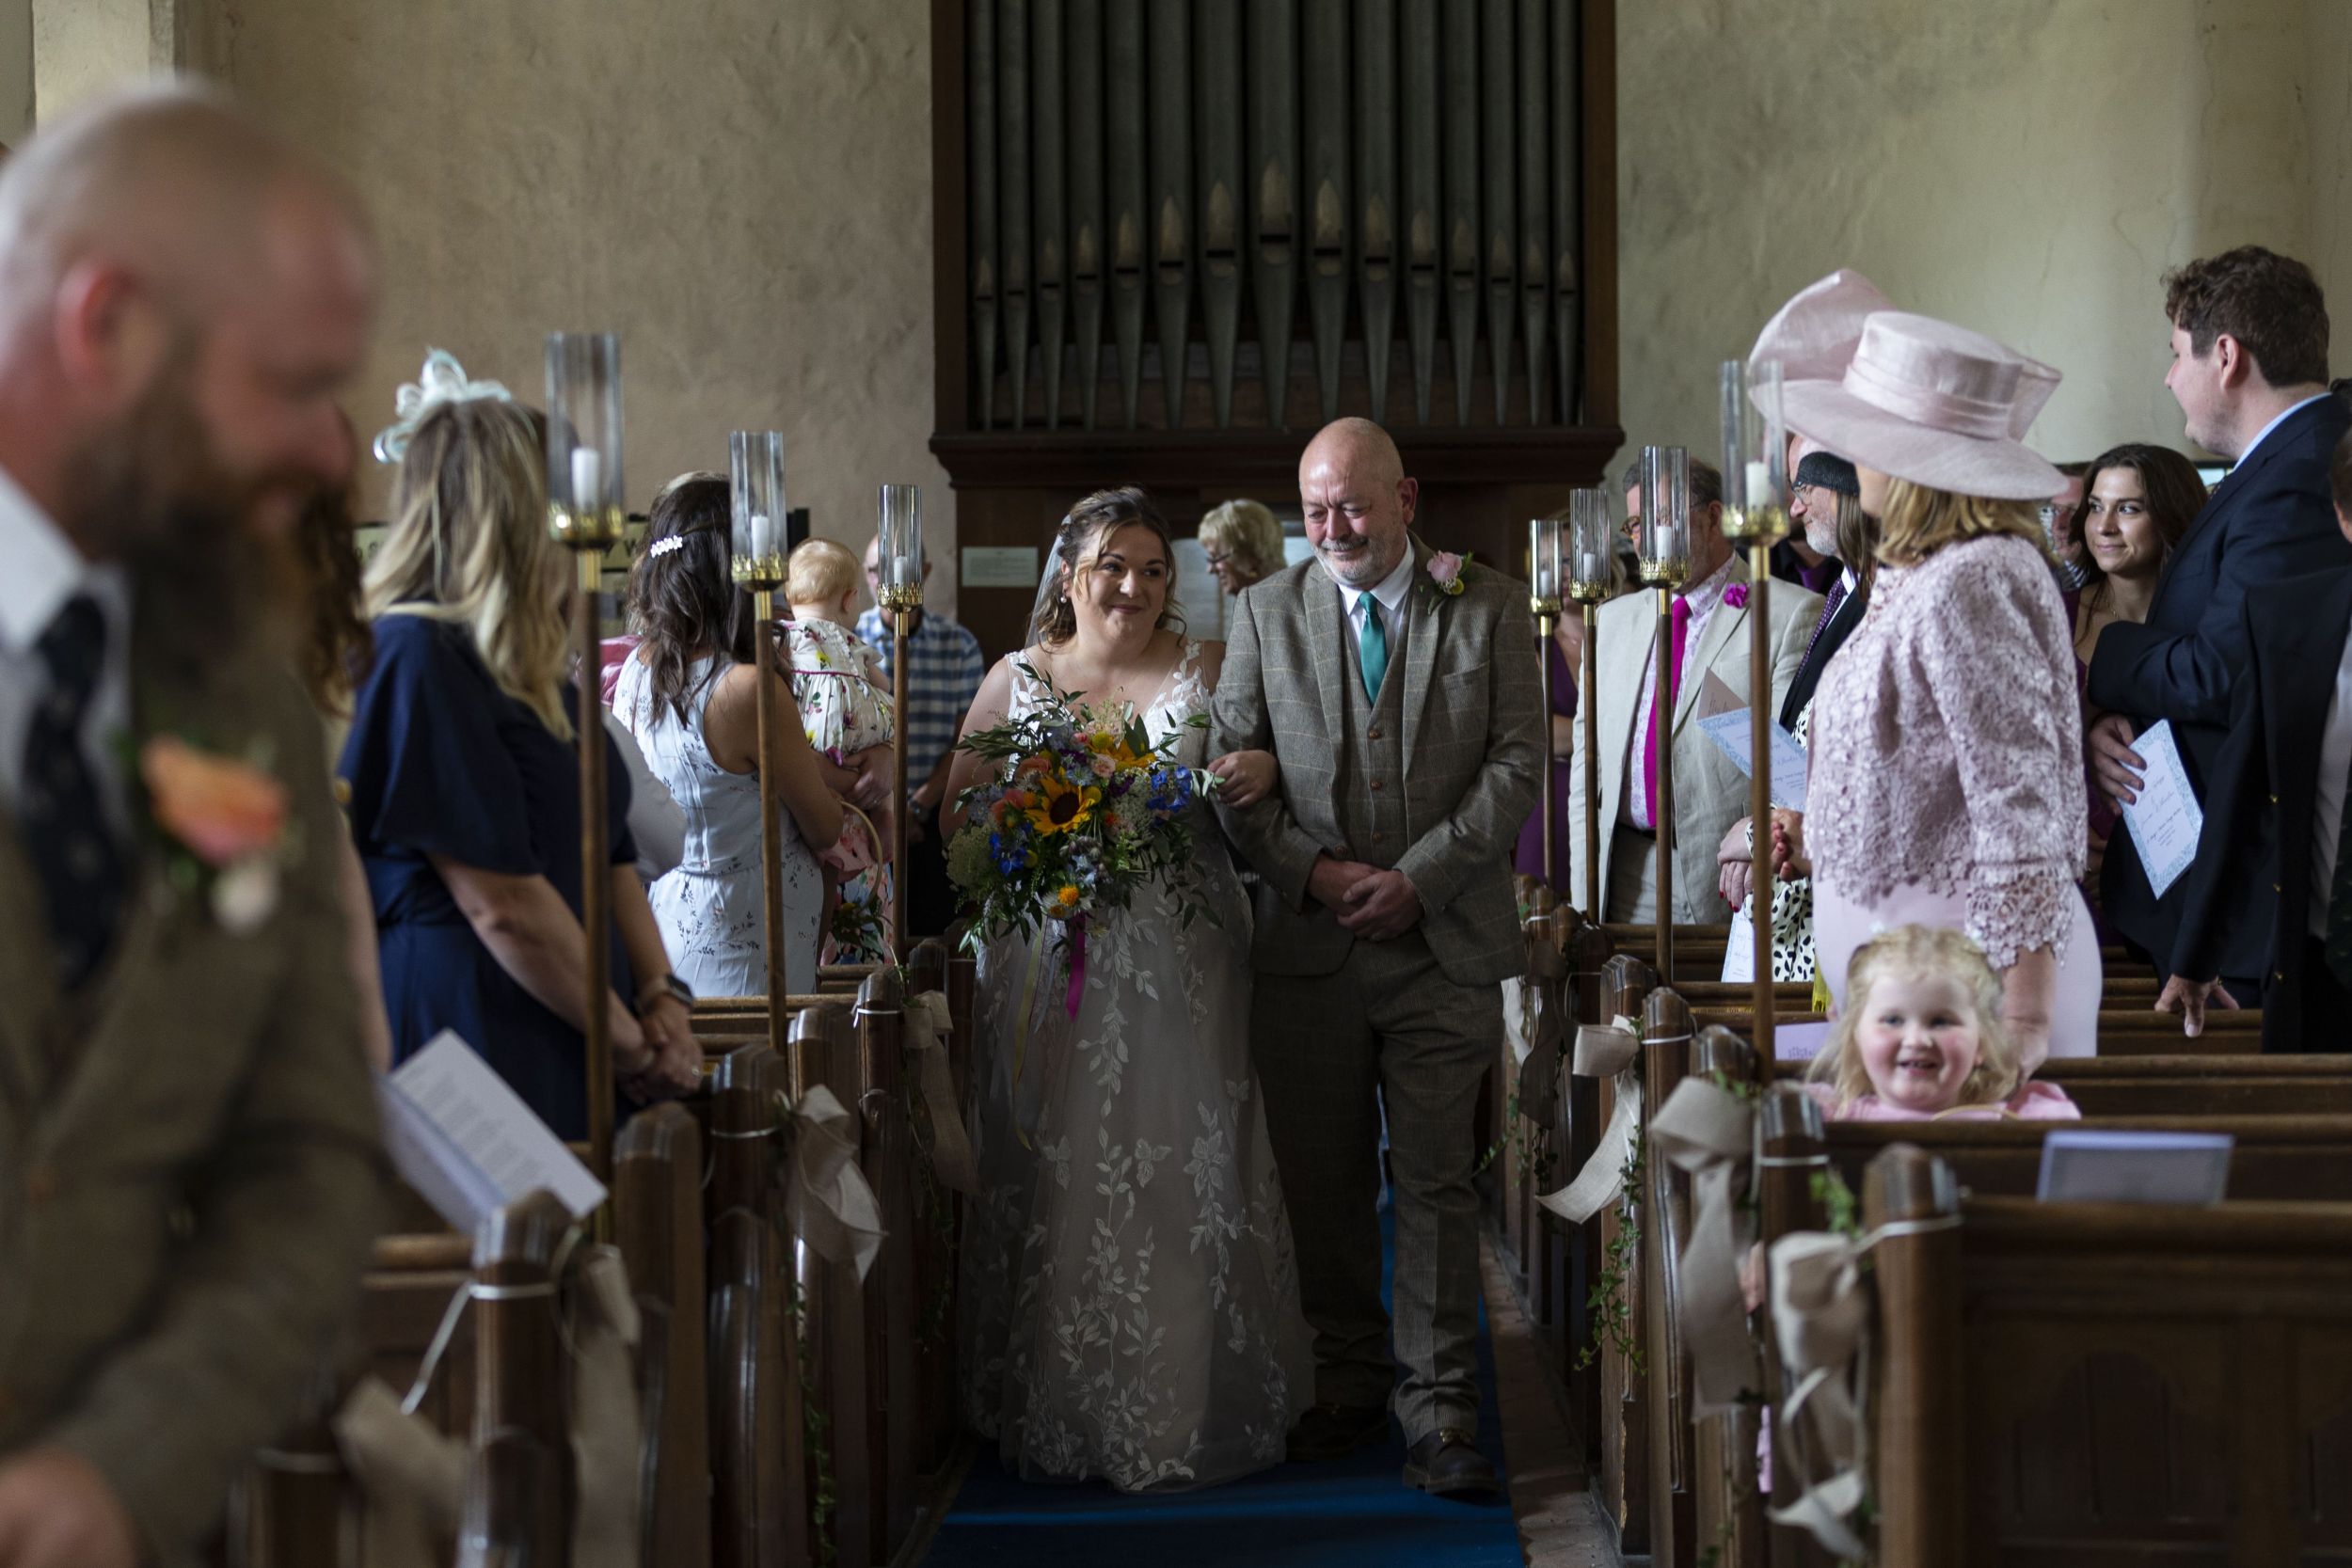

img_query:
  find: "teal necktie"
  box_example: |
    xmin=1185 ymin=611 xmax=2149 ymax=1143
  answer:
xmin=1357 ymin=591 xmax=1389 ymax=701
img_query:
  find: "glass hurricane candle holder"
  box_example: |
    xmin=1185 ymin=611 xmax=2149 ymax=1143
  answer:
xmin=1566 ymin=488 xmax=1614 ymax=604
xmin=1720 ymin=357 xmax=1792 ymax=546
xmin=877 ymin=484 xmax=923 ymax=610
xmin=1637 ymin=445 xmax=1690 ymax=586
xmin=729 ymin=431 xmax=788 ymax=590
xmin=546 ymin=332 xmax=624 ymax=554
xmin=1528 ymin=515 xmax=1564 ymax=617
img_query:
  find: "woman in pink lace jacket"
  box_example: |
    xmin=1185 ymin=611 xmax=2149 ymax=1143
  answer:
xmin=1772 ymin=304 xmax=2099 ymax=1069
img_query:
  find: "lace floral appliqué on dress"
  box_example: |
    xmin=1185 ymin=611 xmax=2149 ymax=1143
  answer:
xmin=960 ymin=639 xmax=1313 ymax=1491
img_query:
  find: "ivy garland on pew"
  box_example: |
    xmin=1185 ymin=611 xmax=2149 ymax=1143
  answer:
xmin=785 ymin=1276 xmax=841 ymax=1566
xmin=1575 ymin=1139 xmax=1645 ymax=1373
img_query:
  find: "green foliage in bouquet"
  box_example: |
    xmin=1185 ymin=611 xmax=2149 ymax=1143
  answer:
xmin=945 ymin=660 xmax=1224 ymax=952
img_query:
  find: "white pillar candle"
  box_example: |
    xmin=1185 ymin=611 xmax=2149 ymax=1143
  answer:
xmin=1744 ymin=459 xmax=1772 ymax=507
xmin=1580 ymin=550 xmax=1603 ymax=583
xmin=571 ymin=447 xmax=603 ymax=510
xmin=749 ymin=513 xmax=774 ymax=559
xmin=893 ymin=552 xmax=915 ymax=587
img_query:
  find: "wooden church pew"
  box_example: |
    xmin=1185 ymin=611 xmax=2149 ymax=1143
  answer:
xmin=614 ymin=1102 xmax=711 ymax=1568
xmin=706 ymin=1041 xmax=811 ymax=1568
xmin=1863 ymin=1145 xmax=2352 ymax=1566
xmin=1822 ymin=1113 xmax=2352 ymax=1199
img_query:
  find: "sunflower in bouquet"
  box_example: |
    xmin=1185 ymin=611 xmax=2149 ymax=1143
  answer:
xmin=946 ymin=662 xmax=1222 ymax=1000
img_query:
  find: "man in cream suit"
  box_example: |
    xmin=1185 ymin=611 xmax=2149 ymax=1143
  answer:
xmin=0 ymin=88 xmax=384 ymax=1568
xmin=1214 ymin=419 xmax=1541 ymax=1498
xmin=1568 ymin=457 xmax=1820 ymax=924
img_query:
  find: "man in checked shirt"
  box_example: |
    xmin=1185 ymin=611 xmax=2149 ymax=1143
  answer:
xmin=859 ymin=539 xmax=988 ymax=937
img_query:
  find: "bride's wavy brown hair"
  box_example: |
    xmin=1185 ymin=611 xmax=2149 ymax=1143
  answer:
xmin=1032 ymin=486 xmax=1187 ymax=648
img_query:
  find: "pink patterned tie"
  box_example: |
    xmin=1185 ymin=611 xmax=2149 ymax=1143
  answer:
xmin=1643 ymin=594 xmax=1692 ymax=829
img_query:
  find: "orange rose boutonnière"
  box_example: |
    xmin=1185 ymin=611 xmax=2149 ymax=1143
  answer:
xmin=137 ymin=735 xmax=292 ymax=934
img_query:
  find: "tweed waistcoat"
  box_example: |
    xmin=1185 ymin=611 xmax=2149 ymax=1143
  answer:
xmin=1337 ymin=606 xmax=1410 ymax=870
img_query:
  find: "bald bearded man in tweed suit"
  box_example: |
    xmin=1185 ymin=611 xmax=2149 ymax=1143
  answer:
xmin=1212 ymin=419 xmax=1542 ymax=1497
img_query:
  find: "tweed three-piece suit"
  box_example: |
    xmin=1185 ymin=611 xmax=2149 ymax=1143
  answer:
xmin=1213 ymin=540 xmax=1541 ymax=1440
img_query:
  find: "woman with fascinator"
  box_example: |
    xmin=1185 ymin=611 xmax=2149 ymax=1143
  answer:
xmin=945 ymin=487 xmax=1311 ymax=1492
xmin=338 ymin=353 xmax=704 ymax=1137
xmin=1760 ymin=284 xmax=2100 ymax=1068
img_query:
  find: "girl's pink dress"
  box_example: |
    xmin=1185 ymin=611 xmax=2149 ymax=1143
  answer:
xmin=1801 ymin=1079 xmax=2082 ymax=1121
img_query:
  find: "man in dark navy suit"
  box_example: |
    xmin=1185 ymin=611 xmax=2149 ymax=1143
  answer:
xmin=2160 ymin=429 xmax=2352 ymax=1049
xmin=2088 ymin=246 xmax=2352 ymax=989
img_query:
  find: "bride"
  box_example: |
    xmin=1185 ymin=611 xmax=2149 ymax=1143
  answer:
xmin=948 ymin=486 xmax=1312 ymax=1491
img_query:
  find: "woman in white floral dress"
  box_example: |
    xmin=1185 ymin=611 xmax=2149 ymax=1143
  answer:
xmin=947 ymin=488 xmax=1311 ymax=1492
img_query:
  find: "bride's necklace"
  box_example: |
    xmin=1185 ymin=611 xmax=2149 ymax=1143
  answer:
xmin=1042 ymin=648 xmax=1168 ymax=712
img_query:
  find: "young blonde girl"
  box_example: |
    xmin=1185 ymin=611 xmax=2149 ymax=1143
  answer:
xmin=1806 ymin=925 xmax=2079 ymax=1121
xmin=782 ymin=538 xmax=898 ymax=962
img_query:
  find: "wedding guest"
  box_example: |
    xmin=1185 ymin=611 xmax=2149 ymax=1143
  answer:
xmin=0 ymin=84 xmax=386 ymax=1568
xmin=781 ymin=537 xmax=898 ymax=963
xmin=2090 ymin=246 xmax=2352 ymax=989
xmin=858 ymin=541 xmax=987 ymax=935
xmin=2042 ymin=464 xmax=2090 ymax=589
xmin=342 ymin=368 xmax=703 ymax=1138
xmin=614 ymin=475 xmax=846 ymax=995
xmin=1564 ymin=457 xmax=1820 ymax=924
xmin=2160 ymin=425 xmax=2352 ymax=1047
xmin=1716 ymin=450 xmax=1877 ymax=983
xmin=1804 ymin=926 xmax=2080 ymax=1120
xmin=2068 ymin=445 xmax=2202 ymax=668
xmin=2066 ymin=443 xmax=2201 ymax=922
xmin=1200 ymin=497 xmax=1288 ymax=596
xmin=1787 ymin=303 xmax=2095 ymax=1069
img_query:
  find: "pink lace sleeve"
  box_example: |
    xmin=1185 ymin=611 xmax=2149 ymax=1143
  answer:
xmin=1920 ymin=543 xmax=2088 ymax=970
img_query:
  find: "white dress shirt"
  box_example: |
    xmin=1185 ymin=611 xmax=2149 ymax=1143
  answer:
xmin=2238 ymin=391 xmax=2336 ymax=469
xmin=1327 ymin=546 xmax=1419 ymax=680
xmin=1624 ymin=552 xmax=1740 ymax=830
xmin=0 ymin=465 xmax=132 ymax=832
xmin=2310 ymin=627 xmax=2352 ymax=939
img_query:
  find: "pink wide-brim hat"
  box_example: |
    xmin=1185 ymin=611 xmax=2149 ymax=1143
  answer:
xmin=1749 ymin=268 xmax=1896 ymax=385
xmin=1779 ymin=309 xmax=2066 ymax=502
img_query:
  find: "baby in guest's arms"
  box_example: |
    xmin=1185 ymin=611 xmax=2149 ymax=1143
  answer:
xmin=1805 ymin=925 xmax=2080 ymax=1121
xmin=783 ymin=539 xmax=898 ymax=962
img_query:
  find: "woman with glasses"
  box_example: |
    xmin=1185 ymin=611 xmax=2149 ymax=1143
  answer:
xmin=1199 ymin=498 xmax=1288 ymax=597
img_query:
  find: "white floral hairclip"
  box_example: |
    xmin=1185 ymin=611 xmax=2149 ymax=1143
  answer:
xmin=647 ymin=535 xmax=688 ymax=558
xmin=373 ymin=348 xmax=515 ymax=464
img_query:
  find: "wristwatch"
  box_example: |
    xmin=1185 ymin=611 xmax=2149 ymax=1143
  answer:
xmin=634 ymin=972 xmax=695 ymax=1016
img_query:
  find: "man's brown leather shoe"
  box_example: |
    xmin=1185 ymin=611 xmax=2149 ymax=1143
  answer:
xmin=1403 ymin=1428 xmax=1500 ymax=1497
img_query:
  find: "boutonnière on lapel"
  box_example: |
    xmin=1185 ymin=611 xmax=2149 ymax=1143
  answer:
xmin=137 ymin=734 xmax=293 ymax=935
xmin=1722 ymin=582 xmax=1751 ymax=610
xmin=1423 ymin=550 xmax=1470 ymax=598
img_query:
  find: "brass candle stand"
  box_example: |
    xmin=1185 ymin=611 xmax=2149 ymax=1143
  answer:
xmin=730 ymin=431 xmax=791 ymax=1051
xmin=1527 ymin=515 xmax=1565 ymax=895
xmin=877 ymin=484 xmax=924 ymax=955
xmin=1636 ymin=447 xmax=1691 ymax=982
xmin=1723 ymin=358 xmax=1791 ymax=1066
xmin=547 ymin=330 xmax=623 ymax=1191
xmin=1565 ymin=492 xmax=1614 ymax=923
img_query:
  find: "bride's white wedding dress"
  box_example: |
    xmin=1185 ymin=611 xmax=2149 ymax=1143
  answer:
xmin=960 ymin=640 xmax=1312 ymax=1491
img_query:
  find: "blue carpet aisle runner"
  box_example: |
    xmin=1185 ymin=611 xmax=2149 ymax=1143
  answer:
xmin=922 ymin=1212 xmax=1521 ymax=1567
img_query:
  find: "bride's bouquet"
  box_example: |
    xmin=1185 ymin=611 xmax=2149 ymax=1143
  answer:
xmin=945 ymin=662 xmax=1223 ymax=970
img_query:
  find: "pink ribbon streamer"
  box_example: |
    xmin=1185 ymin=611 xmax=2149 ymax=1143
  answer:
xmin=1064 ymin=920 xmax=1088 ymax=1019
